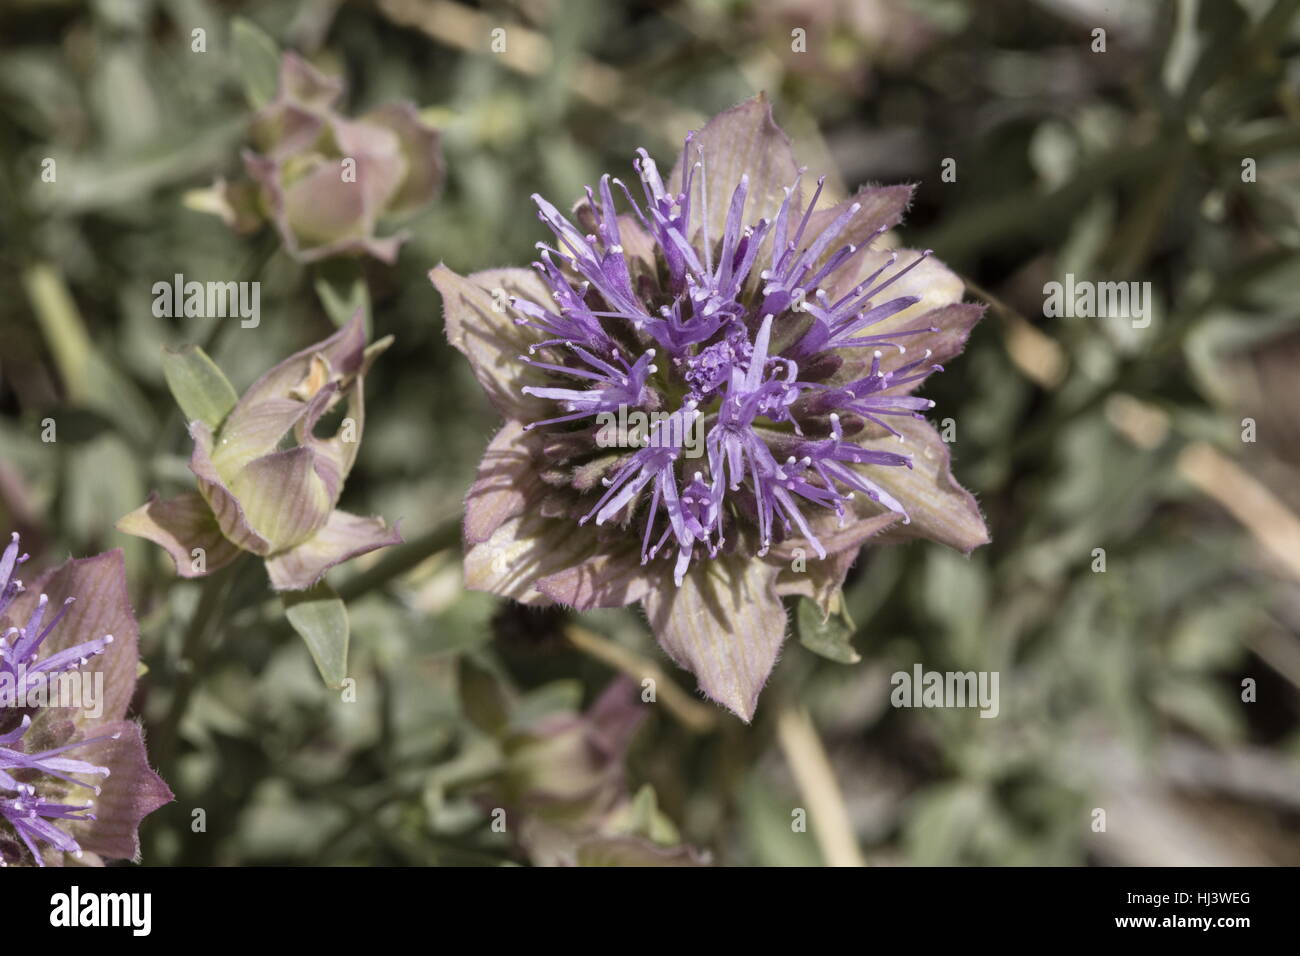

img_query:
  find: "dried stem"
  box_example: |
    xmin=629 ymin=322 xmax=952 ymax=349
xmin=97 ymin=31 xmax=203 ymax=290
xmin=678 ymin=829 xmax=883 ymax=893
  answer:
xmin=564 ymin=623 xmax=718 ymax=733
xmin=775 ymin=704 xmax=865 ymax=867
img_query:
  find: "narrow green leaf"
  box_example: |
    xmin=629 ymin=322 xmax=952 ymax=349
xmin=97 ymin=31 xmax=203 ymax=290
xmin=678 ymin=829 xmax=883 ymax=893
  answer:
xmin=231 ymin=18 xmax=281 ymax=110
xmin=283 ymin=583 xmax=350 ymax=688
xmin=623 ymin=785 xmax=681 ymax=845
xmin=161 ymin=344 xmax=238 ymax=430
xmin=23 ymin=262 xmax=155 ymax=443
xmin=23 ymin=262 xmax=94 ymax=401
xmin=796 ymin=596 xmax=860 ymax=664
xmin=313 ymin=259 xmax=371 ymax=333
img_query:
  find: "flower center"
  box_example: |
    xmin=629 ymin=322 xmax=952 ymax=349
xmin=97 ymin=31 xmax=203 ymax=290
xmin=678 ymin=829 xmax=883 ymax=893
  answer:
xmin=510 ymin=141 xmax=942 ymax=583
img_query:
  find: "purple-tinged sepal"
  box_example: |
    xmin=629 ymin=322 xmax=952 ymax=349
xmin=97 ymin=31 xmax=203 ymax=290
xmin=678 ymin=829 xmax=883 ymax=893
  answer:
xmin=119 ymin=311 xmax=402 ymax=592
xmin=203 ymin=51 xmax=444 ymax=264
xmin=0 ymin=538 xmax=171 ymax=866
xmin=472 ymin=675 xmax=708 ymax=866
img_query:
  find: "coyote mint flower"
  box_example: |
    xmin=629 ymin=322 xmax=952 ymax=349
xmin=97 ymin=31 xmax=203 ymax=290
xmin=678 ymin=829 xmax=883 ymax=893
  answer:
xmin=432 ymin=95 xmax=988 ymax=721
xmin=118 ymin=313 xmax=402 ymax=591
xmin=214 ymin=52 xmax=444 ymax=263
xmin=0 ymin=534 xmax=173 ymax=866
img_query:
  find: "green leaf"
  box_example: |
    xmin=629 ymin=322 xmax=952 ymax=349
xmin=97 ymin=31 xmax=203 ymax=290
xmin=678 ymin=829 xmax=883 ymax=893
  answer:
xmin=796 ymin=596 xmax=860 ymax=664
xmin=620 ymin=785 xmax=681 ymax=845
xmin=231 ymin=18 xmax=281 ymax=110
xmin=313 ymin=259 xmax=371 ymax=332
xmin=22 ymin=262 xmax=155 ymax=444
xmin=31 ymin=119 xmax=246 ymax=215
xmin=283 ymin=583 xmax=350 ymax=688
xmin=905 ymin=781 xmax=988 ymax=865
xmin=161 ymin=344 xmax=238 ymax=430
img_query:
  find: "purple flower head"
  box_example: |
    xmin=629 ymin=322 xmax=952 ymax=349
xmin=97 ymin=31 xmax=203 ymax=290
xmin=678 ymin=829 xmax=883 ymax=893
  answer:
xmin=0 ymin=535 xmax=172 ymax=866
xmin=433 ymin=96 xmax=989 ymax=720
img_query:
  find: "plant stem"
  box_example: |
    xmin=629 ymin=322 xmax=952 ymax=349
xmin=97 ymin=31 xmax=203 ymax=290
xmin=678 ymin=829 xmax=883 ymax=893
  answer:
xmin=775 ymin=704 xmax=865 ymax=867
xmin=153 ymin=559 xmax=242 ymax=766
xmin=335 ymin=518 xmax=461 ymax=602
xmin=564 ymin=623 xmax=718 ymax=733
xmin=221 ymin=518 xmax=461 ymax=640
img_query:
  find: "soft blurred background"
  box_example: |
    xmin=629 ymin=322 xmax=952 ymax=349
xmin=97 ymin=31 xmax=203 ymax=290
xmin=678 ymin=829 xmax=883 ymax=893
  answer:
xmin=2 ymin=0 xmax=1299 ymax=865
